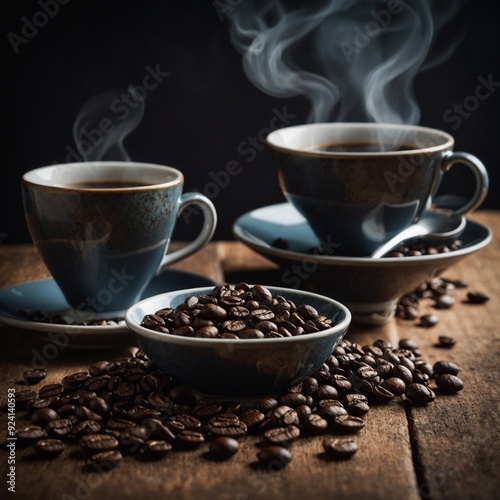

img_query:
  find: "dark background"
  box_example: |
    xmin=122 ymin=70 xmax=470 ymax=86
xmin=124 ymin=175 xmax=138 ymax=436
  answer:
xmin=1 ymin=0 xmax=499 ymax=245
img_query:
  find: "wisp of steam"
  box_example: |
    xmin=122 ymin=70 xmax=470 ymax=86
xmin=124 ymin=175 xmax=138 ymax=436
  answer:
xmin=72 ymin=86 xmax=144 ymax=162
xmin=226 ymin=0 xmax=467 ymax=126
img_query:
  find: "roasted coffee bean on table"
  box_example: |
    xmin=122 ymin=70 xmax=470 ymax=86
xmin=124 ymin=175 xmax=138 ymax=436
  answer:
xmin=395 ymin=277 xmax=490 ymax=351
xmin=140 ymin=284 xmax=335 ymax=339
xmin=13 ymin=329 xmax=468 ymax=468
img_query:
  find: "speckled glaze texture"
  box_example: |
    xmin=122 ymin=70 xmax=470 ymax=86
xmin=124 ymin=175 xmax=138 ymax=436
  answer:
xmin=126 ymin=287 xmax=351 ymax=397
xmin=23 ymin=186 xmax=180 ymax=312
xmin=275 ymin=151 xmax=440 ymax=256
xmin=21 ymin=162 xmax=216 ymax=315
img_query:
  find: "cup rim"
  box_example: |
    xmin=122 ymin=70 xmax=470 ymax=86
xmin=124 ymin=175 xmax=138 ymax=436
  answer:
xmin=266 ymin=122 xmax=455 ymax=158
xmin=22 ymin=161 xmax=184 ymax=192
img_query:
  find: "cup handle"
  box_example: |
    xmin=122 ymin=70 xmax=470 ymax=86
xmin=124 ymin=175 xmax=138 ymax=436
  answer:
xmin=156 ymin=192 xmax=217 ymax=274
xmin=438 ymin=151 xmax=489 ymax=216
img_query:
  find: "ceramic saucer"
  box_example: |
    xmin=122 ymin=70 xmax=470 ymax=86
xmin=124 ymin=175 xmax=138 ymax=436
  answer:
xmin=0 ymin=269 xmax=215 ymax=337
xmin=233 ymin=203 xmax=492 ymax=324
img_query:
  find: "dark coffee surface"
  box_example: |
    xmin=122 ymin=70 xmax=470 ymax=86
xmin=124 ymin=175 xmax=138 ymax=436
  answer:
xmin=303 ymin=142 xmax=416 ymax=153
xmin=61 ymin=180 xmax=150 ymax=189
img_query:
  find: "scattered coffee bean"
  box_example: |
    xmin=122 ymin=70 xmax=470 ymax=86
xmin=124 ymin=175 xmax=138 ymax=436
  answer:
xmin=334 ymin=415 xmax=366 ymax=434
xmin=433 ymin=360 xmax=460 ymax=376
xmin=23 ymin=368 xmax=47 ymax=385
xmin=264 ymin=425 xmax=300 ymax=445
xmin=144 ymin=440 xmax=172 ymax=460
xmin=16 ymin=425 xmax=46 ymax=443
xmin=31 ymin=408 xmax=58 ymax=426
xmin=466 ymin=291 xmax=490 ymax=304
xmin=80 ymin=433 xmax=119 ymax=453
xmin=209 ymin=436 xmax=240 ymax=460
xmin=176 ymin=430 xmax=205 ymax=449
xmin=436 ymin=336 xmax=457 ymax=348
xmin=256 ymin=446 xmax=292 ymax=467
xmin=35 ymin=438 xmax=65 ymax=457
xmin=435 ymin=374 xmax=464 ymax=393
xmin=90 ymin=450 xmax=123 ymax=467
xmin=11 ymin=334 xmax=468 ymax=468
xmin=323 ymin=438 xmax=358 ymax=459
xmin=405 ymin=383 xmax=436 ymax=404
xmin=419 ymin=313 xmax=439 ymax=328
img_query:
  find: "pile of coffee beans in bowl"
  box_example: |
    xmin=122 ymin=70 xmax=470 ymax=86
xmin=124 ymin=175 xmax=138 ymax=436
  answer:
xmin=140 ymin=283 xmax=336 ymax=339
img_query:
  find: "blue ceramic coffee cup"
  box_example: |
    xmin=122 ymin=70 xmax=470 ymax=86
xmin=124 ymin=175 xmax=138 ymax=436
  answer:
xmin=22 ymin=162 xmax=217 ymax=318
xmin=267 ymin=123 xmax=489 ymax=256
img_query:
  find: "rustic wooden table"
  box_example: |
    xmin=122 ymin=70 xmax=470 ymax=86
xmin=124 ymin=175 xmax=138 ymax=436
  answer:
xmin=0 ymin=210 xmax=498 ymax=500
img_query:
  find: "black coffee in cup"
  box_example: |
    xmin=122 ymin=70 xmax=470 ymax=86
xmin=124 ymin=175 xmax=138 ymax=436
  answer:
xmin=302 ymin=142 xmax=416 ymax=153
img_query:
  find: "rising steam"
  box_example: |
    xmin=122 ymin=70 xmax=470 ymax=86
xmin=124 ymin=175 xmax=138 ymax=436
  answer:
xmin=72 ymin=86 xmax=144 ymax=162
xmin=226 ymin=0 xmax=467 ymax=125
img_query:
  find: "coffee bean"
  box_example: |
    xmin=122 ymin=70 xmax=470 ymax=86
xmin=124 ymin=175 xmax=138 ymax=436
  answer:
xmin=392 ymin=365 xmax=413 ymax=385
xmin=239 ymin=408 xmax=265 ymax=429
xmin=436 ymin=336 xmax=457 ymax=348
xmin=433 ymin=361 xmax=460 ymax=375
xmin=90 ymin=450 xmax=123 ymax=467
xmin=207 ymin=414 xmax=247 ymax=438
xmin=420 ymin=314 xmax=439 ymax=327
xmin=200 ymin=303 xmax=227 ymax=322
xmin=176 ymin=430 xmax=205 ymax=448
xmin=380 ymin=377 xmax=406 ymax=397
xmin=264 ymin=424 xmax=300 ymax=445
xmin=23 ymin=368 xmax=47 ymax=385
xmin=435 ymin=374 xmax=464 ymax=393
xmin=35 ymin=438 xmax=65 ymax=457
xmin=144 ymin=440 xmax=172 ymax=459
xmin=80 ymin=433 xmax=119 ymax=452
xmin=209 ymin=436 xmax=240 ymax=460
xmin=405 ymin=384 xmax=436 ymax=404
xmin=466 ymin=291 xmax=490 ymax=304
xmin=323 ymin=438 xmax=358 ymax=459
xmin=31 ymin=408 xmax=58 ymax=426
xmin=16 ymin=424 xmax=46 ymax=442
xmin=15 ymin=389 xmax=37 ymax=408
xmin=334 ymin=415 xmax=366 ymax=434
xmin=46 ymin=418 xmax=74 ymax=438
xmin=251 ymin=285 xmax=273 ymax=306
xmin=303 ymin=414 xmax=328 ymax=434
xmin=71 ymin=420 xmax=101 ymax=437
xmin=257 ymin=446 xmax=292 ymax=467
xmin=270 ymin=405 xmax=299 ymax=427
xmin=61 ymin=372 xmax=90 ymax=390
xmin=371 ymin=385 xmax=395 ymax=404
xmin=346 ymin=401 xmax=370 ymax=417
xmin=278 ymin=393 xmax=307 ymax=408
xmin=434 ymin=294 xmax=456 ymax=309
xmin=320 ymin=404 xmax=348 ymax=424
xmin=89 ymin=361 xmax=111 ymax=376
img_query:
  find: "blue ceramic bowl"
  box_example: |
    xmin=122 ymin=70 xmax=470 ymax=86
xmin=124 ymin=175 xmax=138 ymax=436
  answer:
xmin=125 ymin=286 xmax=351 ymax=397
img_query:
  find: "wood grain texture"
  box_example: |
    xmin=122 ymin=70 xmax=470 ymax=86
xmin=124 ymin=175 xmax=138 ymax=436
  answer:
xmin=0 ymin=210 xmax=498 ymax=500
